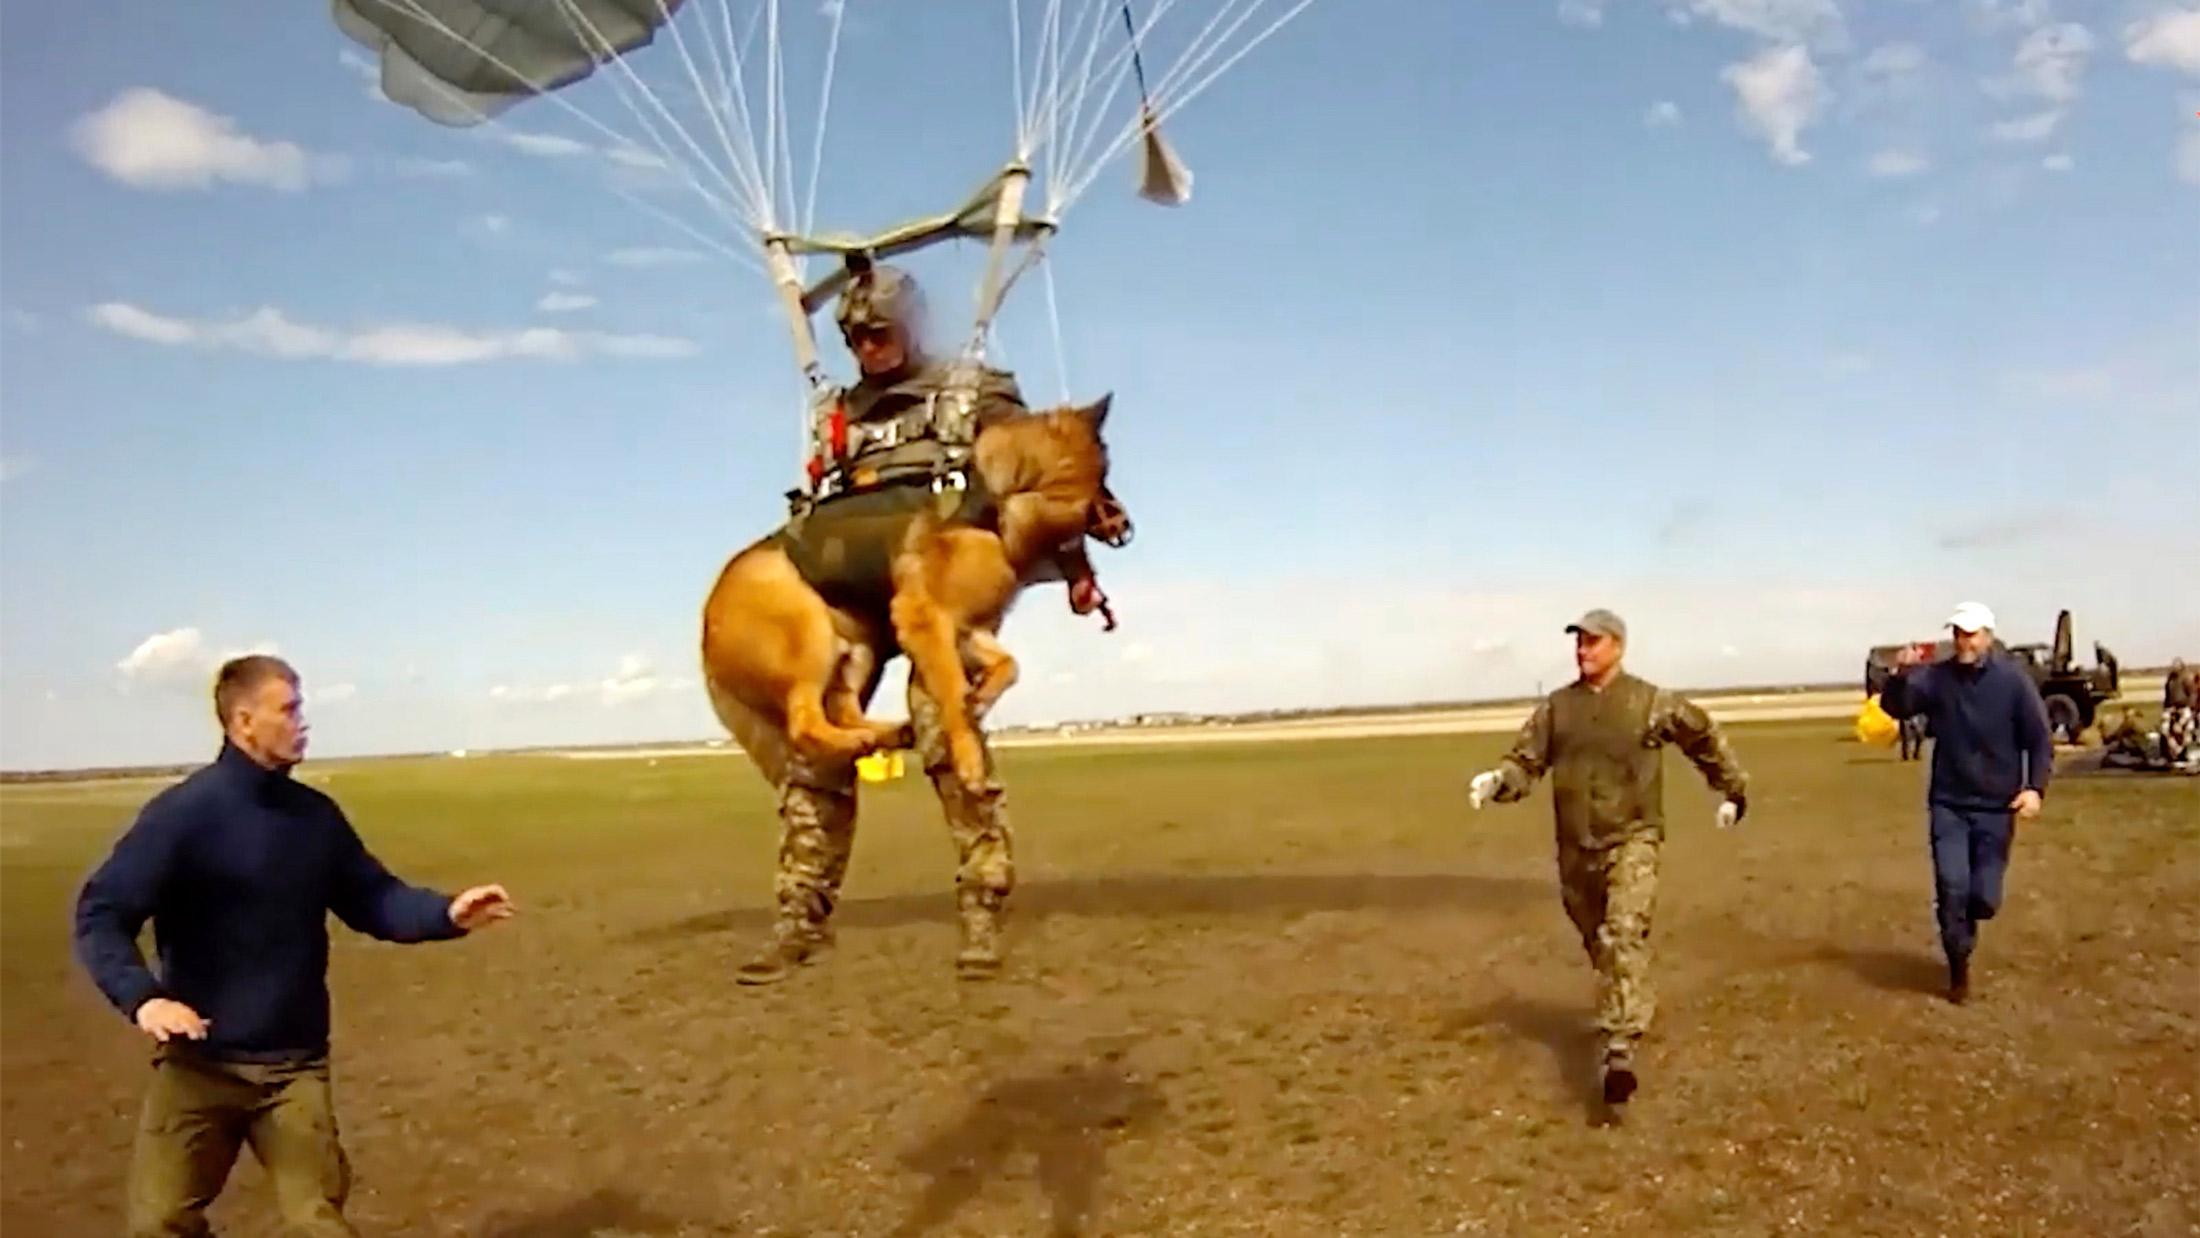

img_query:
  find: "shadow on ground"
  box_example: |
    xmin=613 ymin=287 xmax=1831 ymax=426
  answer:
xmin=889 ymin=1054 xmax=1167 ymax=1238
xmin=632 ymin=872 xmax=1547 ymax=942
xmin=477 ymin=1188 xmax=680 ymax=1237
xmin=1808 ymin=944 xmax=1947 ymax=996
xmin=1440 ymin=994 xmax=1607 ymax=1124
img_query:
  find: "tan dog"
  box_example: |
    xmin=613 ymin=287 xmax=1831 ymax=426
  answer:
xmin=701 ymin=395 xmax=1119 ymax=786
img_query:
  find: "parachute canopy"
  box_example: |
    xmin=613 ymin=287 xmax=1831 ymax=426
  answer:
xmin=335 ymin=0 xmax=689 ymax=128
xmin=334 ymin=0 xmax=1318 ymax=424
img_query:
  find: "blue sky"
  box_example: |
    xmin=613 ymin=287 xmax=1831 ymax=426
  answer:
xmin=3 ymin=0 xmax=2196 ymax=770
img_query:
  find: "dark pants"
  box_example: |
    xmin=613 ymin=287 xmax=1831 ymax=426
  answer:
xmin=126 ymin=1047 xmax=354 ymax=1237
xmin=1929 ymin=802 xmax=2015 ymax=966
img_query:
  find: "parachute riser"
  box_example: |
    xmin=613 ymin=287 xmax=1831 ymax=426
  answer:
xmin=961 ymin=163 xmax=1032 ymax=368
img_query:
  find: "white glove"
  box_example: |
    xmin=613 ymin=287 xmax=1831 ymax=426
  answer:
xmin=1467 ymin=770 xmax=1500 ymax=810
xmin=1715 ymin=800 xmax=1742 ymax=830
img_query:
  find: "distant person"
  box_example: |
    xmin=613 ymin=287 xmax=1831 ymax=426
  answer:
xmin=72 ymin=654 xmax=515 ymax=1237
xmin=1899 ymin=714 xmax=1927 ymax=763
xmin=1877 ymin=602 xmax=2051 ymax=1005
xmin=2162 ymin=658 xmax=2195 ymax=763
xmin=1462 ymin=609 xmax=1751 ymax=1110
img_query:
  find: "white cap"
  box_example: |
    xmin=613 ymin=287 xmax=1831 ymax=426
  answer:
xmin=1946 ymin=601 xmax=1995 ymax=633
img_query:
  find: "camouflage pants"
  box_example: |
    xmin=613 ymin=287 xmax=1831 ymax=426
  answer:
xmin=1557 ymin=837 xmax=1659 ymax=1055
xmin=773 ymin=676 xmax=1014 ymax=935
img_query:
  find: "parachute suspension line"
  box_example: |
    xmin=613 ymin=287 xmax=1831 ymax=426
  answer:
xmin=1061 ymin=0 xmax=1315 ymax=210
xmin=771 ymin=0 xmax=802 ymax=241
xmin=1045 ymin=0 xmax=1078 ymax=172
xmin=1137 ymin=0 xmax=1258 ymax=108
xmin=391 ymin=67 xmax=762 ymax=274
xmin=763 ymin=0 xmax=785 ymax=232
xmin=1013 ymin=0 xmax=1054 ymax=179
xmin=1040 ymin=247 xmax=1074 ymax=404
xmin=800 ymin=0 xmax=849 ymax=239
xmin=1048 ymin=0 xmax=1119 ymax=209
xmin=1144 ymin=0 xmax=1312 ymax=134
xmin=1058 ymin=0 xmax=1243 ymax=206
xmin=542 ymin=0 xmax=759 ymax=224
xmin=544 ymin=0 xmax=759 ymax=234
xmin=1010 ymin=0 xmax=1030 ymax=157
xmin=709 ymin=1 xmax=780 ymax=237
xmin=1049 ymin=0 xmax=1181 ymax=212
xmin=639 ymin=0 xmax=770 ymax=230
xmin=375 ymin=0 xmax=757 ymax=250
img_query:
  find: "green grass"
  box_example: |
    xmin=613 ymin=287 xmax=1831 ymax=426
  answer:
xmin=5 ymin=721 xmax=2196 ymax=1236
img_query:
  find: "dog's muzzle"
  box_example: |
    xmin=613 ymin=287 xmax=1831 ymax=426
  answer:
xmin=1088 ymin=490 xmax=1134 ymax=548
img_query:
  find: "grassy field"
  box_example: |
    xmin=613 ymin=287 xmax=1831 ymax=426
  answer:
xmin=3 ymin=720 xmax=2195 ymax=1236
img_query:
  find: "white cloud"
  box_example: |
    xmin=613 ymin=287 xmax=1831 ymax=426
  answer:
xmin=2180 ymin=128 xmax=2200 ymax=185
xmin=1968 ymin=0 xmax=2055 ymax=32
xmin=394 ymin=157 xmax=473 ymax=178
xmin=70 ymin=88 xmax=342 ymax=193
xmin=481 ymin=214 xmax=511 ymax=233
xmin=1645 ymin=100 xmax=1684 ymax=127
xmin=2010 ymin=22 xmax=2095 ymax=104
xmin=1670 ymin=0 xmax=1846 ymax=46
xmin=603 ymin=145 xmax=669 ymax=171
xmin=115 ymin=628 xmax=281 ymax=692
xmin=316 ymin=682 xmax=360 ymax=704
xmin=1721 ymin=44 xmax=1829 ymax=166
xmin=2042 ymin=153 xmax=2074 ymax=172
xmin=89 ymin=303 xmax=200 ymax=346
xmin=6 ymin=309 xmax=41 ymax=334
xmin=548 ymin=269 xmax=585 ymax=286
xmin=496 ymin=130 xmax=593 ymax=158
xmin=2125 ymin=7 xmax=2200 ymax=74
xmin=1861 ymin=42 xmax=1927 ymax=78
xmin=1559 ymin=0 xmax=1606 ymax=28
xmin=117 ymin=629 xmax=211 ymax=687
xmin=605 ymin=246 xmax=708 ymax=267
xmin=1989 ymin=108 xmax=2063 ymax=141
xmin=86 ymin=302 xmax=699 ymax=365
xmin=536 ymin=291 xmax=598 ymax=313
xmin=490 ymin=653 xmax=678 ymax=708
xmin=1868 ymin=149 xmax=1930 ymax=176
xmin=0 ymin=454 xmax=32 ymax=484
xmin=600 ymin=654 xmax=661 ymax=706
xmin=2000 ymin=364 xmax=2118 ymax=400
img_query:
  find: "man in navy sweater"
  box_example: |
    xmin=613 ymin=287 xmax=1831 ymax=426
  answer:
xmin=73 ymin=654 xmax=514 ymax=1236
xmin=1878 ymin=601 xmax=2052 ymax=1005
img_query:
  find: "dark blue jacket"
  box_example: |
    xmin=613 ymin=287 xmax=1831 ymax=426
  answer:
xmin=72 ymin=741 xmax=464 ymax=1062
xmin=1880 ymin=651 xmax=2054 ymax=810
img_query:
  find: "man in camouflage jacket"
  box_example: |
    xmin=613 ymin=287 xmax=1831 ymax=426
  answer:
xmin=1464 ymin=609 xmax=1751 ymax=1109
xmin=738 ymin=263 xmax=1107 ymax=987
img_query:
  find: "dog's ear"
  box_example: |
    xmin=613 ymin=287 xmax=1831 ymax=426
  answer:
xmin=1078 ymin=391 xmax=1113 ymax=431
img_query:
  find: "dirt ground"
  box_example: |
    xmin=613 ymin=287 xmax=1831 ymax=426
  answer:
xmin=4 ymin=720 xmax=2195 ymax=1236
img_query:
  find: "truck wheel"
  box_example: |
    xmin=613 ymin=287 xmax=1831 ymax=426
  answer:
xmin=2044 ymin=694 xmax=2081 ymax=743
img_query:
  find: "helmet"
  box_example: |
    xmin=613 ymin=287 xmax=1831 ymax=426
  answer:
xmin=835 ymin=263 xmax=926 ymax=337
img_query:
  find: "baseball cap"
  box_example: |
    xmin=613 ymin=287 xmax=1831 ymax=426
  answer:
xmin=1946 ymin=601 xmax=1995 ymax=633
xmin=1565 ymin=608 xmax=1627 ymax=641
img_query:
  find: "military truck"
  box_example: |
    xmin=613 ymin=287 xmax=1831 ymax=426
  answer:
xmin=1861 ymin=610 xmax=2118 ymax=743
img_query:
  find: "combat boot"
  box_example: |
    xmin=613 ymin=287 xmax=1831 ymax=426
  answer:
xmin=955 ymin=888 xmax=1004 ymax=980
xmin=736 ymin=919 xmax=834 ymax=986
